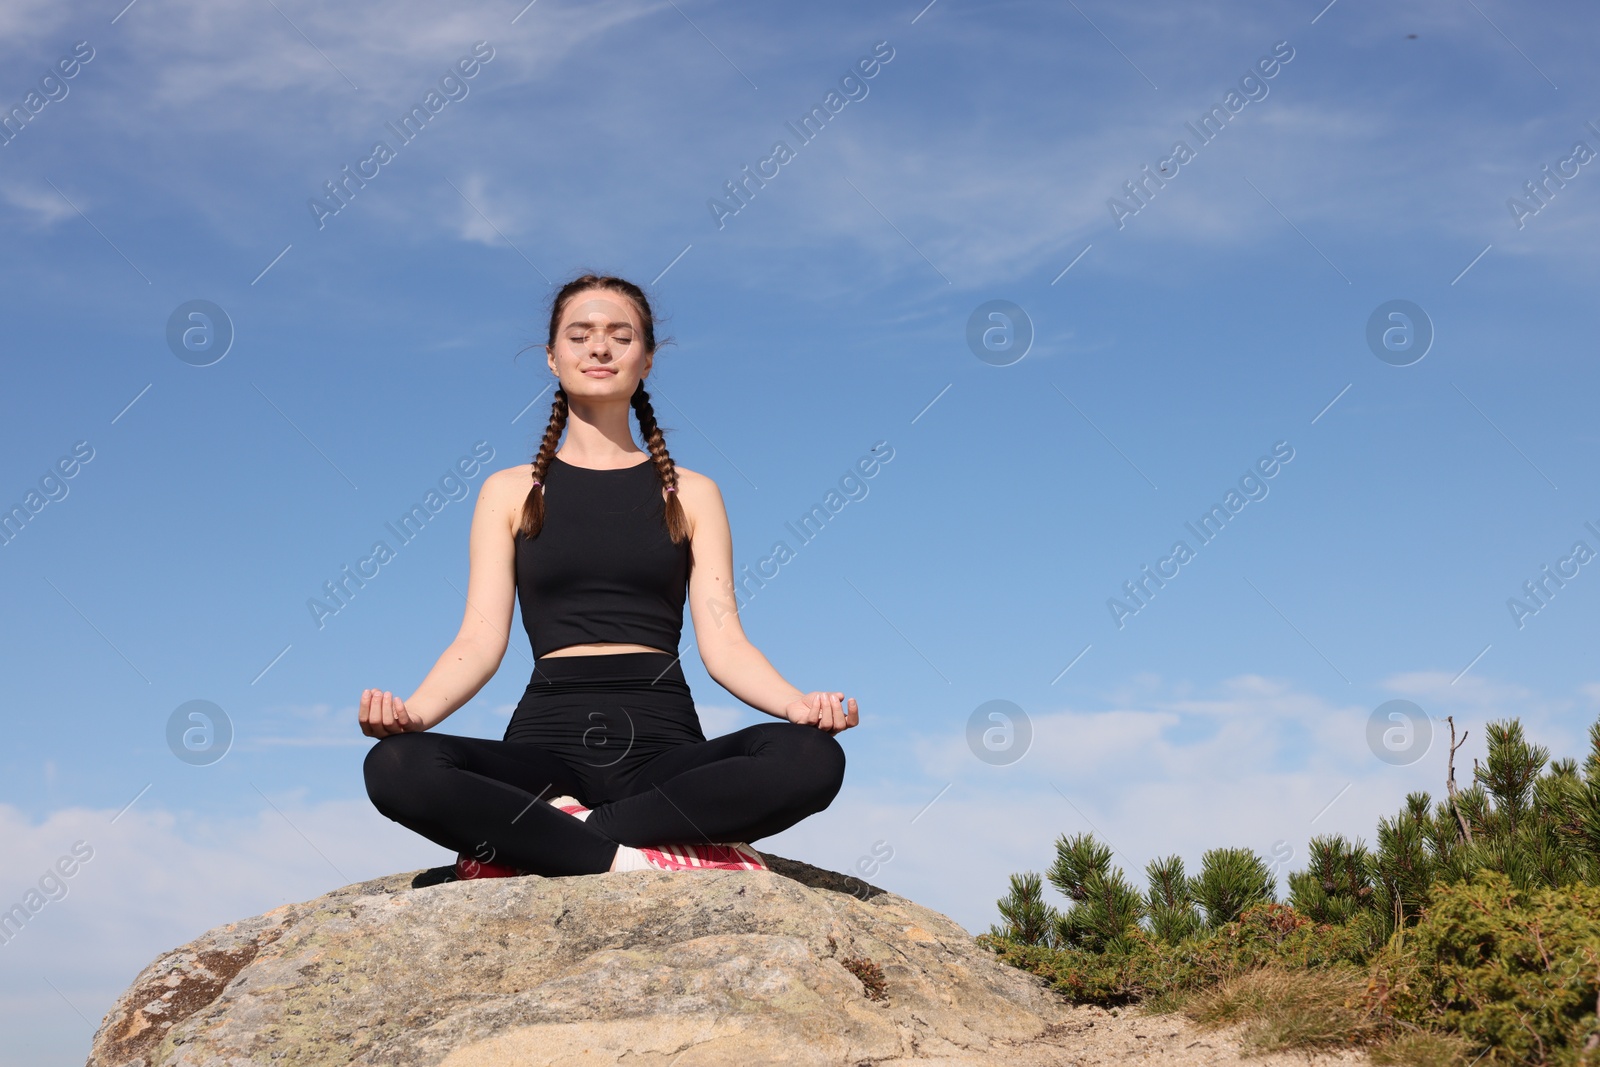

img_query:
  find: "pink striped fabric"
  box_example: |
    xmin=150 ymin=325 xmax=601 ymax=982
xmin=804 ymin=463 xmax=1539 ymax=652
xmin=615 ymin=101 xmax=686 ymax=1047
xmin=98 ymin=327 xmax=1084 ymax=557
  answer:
xmin=636 ymin=841 xmax=769 ymax=871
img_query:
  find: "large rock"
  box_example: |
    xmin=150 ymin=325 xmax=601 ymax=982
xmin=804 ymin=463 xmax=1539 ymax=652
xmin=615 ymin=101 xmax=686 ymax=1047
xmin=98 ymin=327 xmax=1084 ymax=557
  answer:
xmin=85 ymin=855 xmax=1082 ymax=1066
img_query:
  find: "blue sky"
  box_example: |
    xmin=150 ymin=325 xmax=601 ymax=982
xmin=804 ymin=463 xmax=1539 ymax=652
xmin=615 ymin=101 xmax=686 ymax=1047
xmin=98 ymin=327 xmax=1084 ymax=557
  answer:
xmin=3 ymin=0 xmax=1599 ymax=1061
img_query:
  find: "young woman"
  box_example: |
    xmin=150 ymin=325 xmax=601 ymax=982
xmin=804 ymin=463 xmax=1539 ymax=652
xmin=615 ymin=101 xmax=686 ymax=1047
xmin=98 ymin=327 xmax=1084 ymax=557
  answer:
xmin=360 ymin=273 xmax=858 ymax=879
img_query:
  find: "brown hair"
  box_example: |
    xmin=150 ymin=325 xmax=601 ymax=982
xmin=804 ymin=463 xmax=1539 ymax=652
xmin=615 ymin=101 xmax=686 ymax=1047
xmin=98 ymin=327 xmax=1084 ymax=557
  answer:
xmin=516 ymin=273 xmax=689 ymax=547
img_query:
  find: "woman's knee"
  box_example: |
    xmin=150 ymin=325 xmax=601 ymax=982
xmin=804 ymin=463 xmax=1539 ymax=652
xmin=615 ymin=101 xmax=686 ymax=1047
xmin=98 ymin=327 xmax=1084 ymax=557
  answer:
xmin=770 ymin=724 xmax=846 ymax=805
xmin=362 ymin=732 xmax=437 ymax=812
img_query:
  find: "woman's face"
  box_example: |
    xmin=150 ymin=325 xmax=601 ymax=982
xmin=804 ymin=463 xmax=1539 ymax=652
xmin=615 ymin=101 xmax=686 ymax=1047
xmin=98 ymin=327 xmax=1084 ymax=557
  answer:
xmin=546 ymin=288 xmax=652 ymax=396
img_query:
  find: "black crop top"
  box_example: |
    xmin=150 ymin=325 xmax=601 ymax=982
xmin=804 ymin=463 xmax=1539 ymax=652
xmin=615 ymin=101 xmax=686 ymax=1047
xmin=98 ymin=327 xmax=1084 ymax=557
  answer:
xmin=514 ymin=456 xmax=691 ymax=659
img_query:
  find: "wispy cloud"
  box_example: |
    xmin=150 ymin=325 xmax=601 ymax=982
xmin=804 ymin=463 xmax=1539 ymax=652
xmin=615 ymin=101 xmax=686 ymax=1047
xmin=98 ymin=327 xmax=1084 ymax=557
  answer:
xmin=3 ymin=0 xmax=1589 ymax=287
xmin=1 ymin=184 xmax=79 ymax=227
xmin=0 ymin=796 xmax=434 ymax=1032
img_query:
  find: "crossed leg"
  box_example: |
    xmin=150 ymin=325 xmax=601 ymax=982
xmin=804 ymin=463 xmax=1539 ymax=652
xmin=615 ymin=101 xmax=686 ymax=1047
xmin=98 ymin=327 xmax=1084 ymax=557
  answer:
xmin=363 ymin=731 xmax=620 ymax=877
xmin=363 ymin=721 xmax=846 ymax=878
xmin=584 ymin=722 xmax=847 ymax=848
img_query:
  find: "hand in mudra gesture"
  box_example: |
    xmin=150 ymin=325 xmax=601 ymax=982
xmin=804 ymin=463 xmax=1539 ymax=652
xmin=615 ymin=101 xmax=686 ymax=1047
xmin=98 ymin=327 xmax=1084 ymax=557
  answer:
xmin=785 ymin=691 xmax=858 ymax=734
xmin=359 ymin=689 xmax=426 ymax=738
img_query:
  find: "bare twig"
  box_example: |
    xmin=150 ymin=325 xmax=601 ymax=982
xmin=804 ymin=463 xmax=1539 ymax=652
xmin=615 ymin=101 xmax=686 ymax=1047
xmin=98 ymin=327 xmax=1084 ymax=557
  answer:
xmin=1447 ymin=717 xmax=1474 ymax=844
xmin=1531 ymin=920 xmax=1552 ymax=972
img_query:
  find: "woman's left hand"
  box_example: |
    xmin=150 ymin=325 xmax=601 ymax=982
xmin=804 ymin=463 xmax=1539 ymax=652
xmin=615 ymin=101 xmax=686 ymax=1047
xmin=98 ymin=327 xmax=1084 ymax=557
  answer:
xmin=784 ymin=691 xmax=859 ymax=734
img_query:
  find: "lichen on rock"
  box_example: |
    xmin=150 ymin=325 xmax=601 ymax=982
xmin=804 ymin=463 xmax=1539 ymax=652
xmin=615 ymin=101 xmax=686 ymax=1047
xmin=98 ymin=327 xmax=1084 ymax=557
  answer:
xmin=87 ymin=854 xmax=1337 ymax=1066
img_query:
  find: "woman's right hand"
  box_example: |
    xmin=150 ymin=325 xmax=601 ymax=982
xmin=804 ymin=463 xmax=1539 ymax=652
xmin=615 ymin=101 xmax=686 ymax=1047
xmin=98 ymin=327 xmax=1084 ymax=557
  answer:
xmin=784 ymin=691 xmax=858 ymax=734
xmin=359 ymin=689 xmax=426 ymax=738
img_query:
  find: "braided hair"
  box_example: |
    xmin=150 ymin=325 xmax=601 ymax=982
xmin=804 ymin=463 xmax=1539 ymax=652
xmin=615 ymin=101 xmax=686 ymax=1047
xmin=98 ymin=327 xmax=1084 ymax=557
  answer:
xmin=516 ymin=274 xmax=690 ymax=548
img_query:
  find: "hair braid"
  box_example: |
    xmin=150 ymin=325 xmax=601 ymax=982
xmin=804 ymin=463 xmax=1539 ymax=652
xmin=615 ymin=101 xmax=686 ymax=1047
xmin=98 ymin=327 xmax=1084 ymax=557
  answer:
xmin=631 ymin=380 xmax=690 ymax=546
xmin=516 ymin=272 xmax=681 ymax=544
xmin=517 ymin=386 xmax=569 ymax=539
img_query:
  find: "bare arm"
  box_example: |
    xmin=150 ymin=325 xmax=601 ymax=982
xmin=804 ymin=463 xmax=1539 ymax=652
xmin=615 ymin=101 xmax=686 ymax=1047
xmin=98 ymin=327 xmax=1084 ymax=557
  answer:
xmin=359 ymin=468 xmax=522 ymax=737
xmin=681 ymin=472 xmax=858 ymax=732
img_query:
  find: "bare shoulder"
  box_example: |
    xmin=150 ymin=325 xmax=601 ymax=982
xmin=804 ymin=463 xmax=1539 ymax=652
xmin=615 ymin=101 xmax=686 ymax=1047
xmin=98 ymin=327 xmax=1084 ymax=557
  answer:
xmin=672 ymin=464 xmax=717 ymax=494
xmin=671 ymin=465 xmax=725 ymax=534
xmin=483 ymin=463 xmax=535 ymax=498
xmin=482 ymin=464 xmax=536 ymax=533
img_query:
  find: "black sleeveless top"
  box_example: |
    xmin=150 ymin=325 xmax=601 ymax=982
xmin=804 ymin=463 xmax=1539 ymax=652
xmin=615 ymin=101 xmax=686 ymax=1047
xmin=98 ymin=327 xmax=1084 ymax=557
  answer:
xmin=514 ymin=456 xmax=691 ymax=659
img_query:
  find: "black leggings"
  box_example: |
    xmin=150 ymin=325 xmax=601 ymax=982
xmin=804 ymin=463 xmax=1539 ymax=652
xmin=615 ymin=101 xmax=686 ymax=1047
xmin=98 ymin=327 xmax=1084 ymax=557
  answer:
xmin=362 ymin=652 xmax=846 ymax=877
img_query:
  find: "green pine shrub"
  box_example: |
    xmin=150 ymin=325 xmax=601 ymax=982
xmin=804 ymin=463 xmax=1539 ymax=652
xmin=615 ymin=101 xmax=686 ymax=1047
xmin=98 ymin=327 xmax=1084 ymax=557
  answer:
xmin=980 ymin=712 xmax=1600 ymax=1064
xmin=1145 ymin=853 xmax=1202 ymax=944
xmin=1045 ymin=833 xmax=1146 ymax=953
xmin=989 ymin=871 xmax=1057 ymax=947
xmin=1368 ymin=870 xmax=1600 ymax=1066
xmin=1191 ymin=846 xmax=1276 ymax=929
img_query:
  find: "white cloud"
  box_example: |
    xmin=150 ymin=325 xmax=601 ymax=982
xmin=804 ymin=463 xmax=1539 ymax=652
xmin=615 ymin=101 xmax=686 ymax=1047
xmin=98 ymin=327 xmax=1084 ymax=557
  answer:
xmin=1380 ymin=669 xmax=1537 ymax=707
xmin=450 ymin=171 xmax=516 ymax=247
xmin=79 ymin=0 xmax=666 ymax=112
xmin=242 ymin=700 xmax=367 ymax=749
xmin=5 ymin=669 xmax=1597 ymax=1061
xmin=3 ymin=0 xmax=1587 ymax=290
xmin=1379 ymin=671 xmax=1594 ymax=758
xmin=0 ymin=794 xmax=443 ymax=1060
xmin=0 ymin=0 xmax=72 ymax=45
xmin=0 ymin=184 xmax=79 ymax=227
xmin=694 ymin=701 xmax=765 ymax=738
xmin=778 ymin=671 xmax=1600 ymax=937
xmin=910 ymin=672 xmax=1373 ymax=789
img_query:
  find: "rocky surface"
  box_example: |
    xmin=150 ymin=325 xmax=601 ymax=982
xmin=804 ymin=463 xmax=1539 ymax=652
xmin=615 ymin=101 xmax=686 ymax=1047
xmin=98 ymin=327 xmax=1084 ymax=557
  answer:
xmin=86 ymin=855 xmax=1366 ymax=1066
